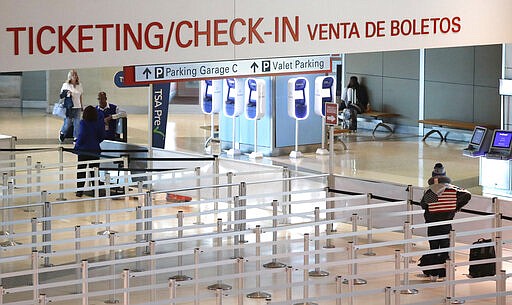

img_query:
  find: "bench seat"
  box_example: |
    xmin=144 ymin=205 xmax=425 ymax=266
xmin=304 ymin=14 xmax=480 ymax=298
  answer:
xmin=419 ymin=119 xmax=499 ymax=141
xmin=358 ymin=111 xmax=400 ymax=136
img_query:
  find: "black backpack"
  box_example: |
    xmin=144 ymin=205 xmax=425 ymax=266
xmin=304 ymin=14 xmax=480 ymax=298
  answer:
xmin=468 ymin=238 xmax=496 ymax=278
xmin=418 ymin=252 xmax=448 ymax=277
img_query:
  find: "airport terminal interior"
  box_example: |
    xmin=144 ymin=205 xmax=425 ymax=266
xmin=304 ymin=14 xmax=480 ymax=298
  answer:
xmin=0 ymin=95 xmax=511 ymax=305
xmin=0 ymin=34 xmax=511 ymax=305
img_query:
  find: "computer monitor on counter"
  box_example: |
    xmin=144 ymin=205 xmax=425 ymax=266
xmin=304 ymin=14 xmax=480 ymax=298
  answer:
xmin=485 ymin=130 xmax=512 ymax=160
xmin=463 ymin=126 xmax=493 ymax=157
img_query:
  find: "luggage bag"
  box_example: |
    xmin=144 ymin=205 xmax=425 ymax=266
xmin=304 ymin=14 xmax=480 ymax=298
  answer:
xmin=468 ymin=238 xmax=496 ymax=278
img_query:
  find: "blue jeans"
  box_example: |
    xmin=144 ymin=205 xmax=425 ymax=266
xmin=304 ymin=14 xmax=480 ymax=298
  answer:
xmin=60 ymin=108 xmax=81 ymax=139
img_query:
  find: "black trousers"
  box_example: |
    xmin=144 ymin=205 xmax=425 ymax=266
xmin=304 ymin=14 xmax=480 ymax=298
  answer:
xmin=77 ymin=154 xmax=99 ymax=190
xmin=427 ymin=223 xmax=452 ymax=250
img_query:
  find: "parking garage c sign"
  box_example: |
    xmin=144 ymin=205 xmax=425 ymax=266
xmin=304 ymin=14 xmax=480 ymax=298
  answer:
xmin=123 ymin=55 xmax=331 ymax=84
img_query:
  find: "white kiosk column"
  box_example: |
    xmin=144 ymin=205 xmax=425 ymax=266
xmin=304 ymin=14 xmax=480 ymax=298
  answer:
xmin=223 ymin=78 xmax=244 ymax=156
xmin=245 ymin=78 xmax=266 ymax=159
xmin=200 ymin=79 xmax=222 ymax=152
xmin=314 ymin=76 xmax=336 ymax=155
xmin=288 ymin=77 xmax=310 ymax=159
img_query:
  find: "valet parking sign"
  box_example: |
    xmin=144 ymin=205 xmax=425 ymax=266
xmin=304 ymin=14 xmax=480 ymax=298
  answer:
xmin=125 ymin=55 xmax=331 ymax=84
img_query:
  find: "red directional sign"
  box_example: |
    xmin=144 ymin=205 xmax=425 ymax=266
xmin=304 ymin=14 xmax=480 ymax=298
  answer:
xmin=325 ymin=102 xmax=338 ymax=125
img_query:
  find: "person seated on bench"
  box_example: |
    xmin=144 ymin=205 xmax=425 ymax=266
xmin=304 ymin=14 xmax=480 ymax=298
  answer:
xmin=340 ymin=76 xmax=369 ymax=130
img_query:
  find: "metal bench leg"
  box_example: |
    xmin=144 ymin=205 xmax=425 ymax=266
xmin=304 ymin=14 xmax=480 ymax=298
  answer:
xmin=372 ymin=122 xmax=393 ymax=137
xmin=422 ymin=129 xmax=444 ymax=141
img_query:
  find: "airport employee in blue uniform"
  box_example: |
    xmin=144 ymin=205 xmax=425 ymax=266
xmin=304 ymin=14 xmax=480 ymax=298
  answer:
xmin=96 ymin=91 xmax=127 ymax=141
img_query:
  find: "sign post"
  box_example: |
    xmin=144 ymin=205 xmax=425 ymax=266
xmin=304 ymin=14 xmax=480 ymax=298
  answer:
xmin=324 ymin=102 xmax=338 ymax=175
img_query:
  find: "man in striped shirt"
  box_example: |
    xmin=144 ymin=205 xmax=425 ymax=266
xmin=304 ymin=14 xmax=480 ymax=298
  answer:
xmin=420 ymin=163 xmax=472 ymax=251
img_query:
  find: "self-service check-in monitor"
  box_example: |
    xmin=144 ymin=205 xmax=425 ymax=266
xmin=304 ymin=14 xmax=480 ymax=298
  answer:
xmin=485 ymin=130 xmax=512 ymax=159
xmin=463 ymin=126 xmax=493 ymax=157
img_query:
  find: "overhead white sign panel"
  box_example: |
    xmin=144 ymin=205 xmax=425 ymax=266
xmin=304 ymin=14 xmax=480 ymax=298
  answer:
xmin=1 ymin=0 xmax=512 ymax=72
xmin=130 ymin=56 xmax=331 ymax=83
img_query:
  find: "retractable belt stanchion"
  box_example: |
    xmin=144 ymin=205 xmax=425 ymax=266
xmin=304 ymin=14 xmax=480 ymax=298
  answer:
xmin=1 ymin=181 xmax=20 ymax=246
xmin=286 ymin=266 xmax=293 ymax=303
xmin=75 ymin=225 xmax=81 ymax=294
xmin=309 ymin=207 xmax=329 ymax=277
xmin=104 ymin=232 xmax=119 ymax=304
xmin=98 ymin=173 xmax=117 ymax=235
xmin=232 ymin=196 xmax=241 ymax=259
xmin=384 ymin=286 xmax=392 ymax=305
xmin=208 ymin=218 xmax=231 ymax=290
xmin=213 ymin=157 xmax=219 ymax=213
xmin=343 ymin=214 xmax=366 ymax=285
xmin=91 ymin=167 xmax=101 ymax=225
xmin=237 ymin=257 xmax=245 ymax=305
xmin=226 ymin=172 xmax=233 ymax=231
xmin=0 ymin=173 xmax=7 ymax=236
xmin=497 ymin=269 xmax=506 ymax=305
xmin=492 ymin=197 xmax=500 ymax=243
xmin=394 ymin=250 xmax=401 ymax=305
xmin=31 ymin=218 xmax=37 ymax=252
xmin=122 ymin=269 xmax=130 ymax=305
xmin=194 ymin=167 xmax=203 ymax=225
xmin=363 ymin=193 xmax=376 ymax=256
xmin=263 ymin=200 xmax=286 ymax=269
xmin=58 ymin=146 xmax=65 ymax=201
xmin=32 ymin=250 xmax=39 ymax=301
xmin=495 ymin=236 xmax=503 ymax=273
xmin=24 ymin=156 xmax=35 ymax=212
xmin=194 ymin=247 xmax=201 ymax=305
xmin=149 ymin=240 xmax=157 ymax=302
xmin=239 ymin=182 xmax=247 ymax=243
xmin=134 ymin=206 xmax=144 ymax=272
xmin=38 ymin=294 xmax=47 ymax=305
xmin=82 ymin=260 xmax=89 ymax=305
xmin=400 ymin=221 xmax=418 ymax=294
xmin=335 ymin=275 xmax=343 ymax=305
xmin=295 ymin=233 xmax=317 ymax=305
xmin=170 ymin=211 xmax=192 ymax=281
xmin=42 ymin=201 xmax=51 ymax=266
xmin=447 ymin=231 xmax=464 ymax=304
xmin=282 ymin=167 xmax=291 ymax=220
xmin=168 ymin=278 xmax=177 ymax=305
xmin=144 ymin=191 xmax=153 ymax=255
xmin=137 ymin=181 xmax=143 ymax=202
xmin=324 ymin=187 xmax=335 ymax=249
xmin=247 ymin=225 xmax=271 ymax=298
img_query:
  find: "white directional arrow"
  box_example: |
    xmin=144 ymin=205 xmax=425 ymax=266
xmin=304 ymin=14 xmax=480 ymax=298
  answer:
xmin=326 ymin=115 xmax=336 ymax=122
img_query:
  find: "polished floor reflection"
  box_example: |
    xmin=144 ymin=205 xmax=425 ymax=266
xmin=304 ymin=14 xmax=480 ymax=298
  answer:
xmin=0 ymin=107 xmax=480 ymax=193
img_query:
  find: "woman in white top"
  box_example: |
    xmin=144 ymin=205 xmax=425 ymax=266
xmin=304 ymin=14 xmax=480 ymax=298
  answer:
xmin=59 ymin=69 xmax=83 ymax=142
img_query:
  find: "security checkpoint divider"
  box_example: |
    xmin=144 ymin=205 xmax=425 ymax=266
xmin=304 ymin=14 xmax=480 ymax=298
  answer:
xmin=0 ymin=204 xmax=510 ymax=304
xmin=1 ymin=156 xmax=512 ymax=304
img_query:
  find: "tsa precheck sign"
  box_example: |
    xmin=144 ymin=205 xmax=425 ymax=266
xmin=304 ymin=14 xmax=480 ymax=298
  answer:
xmin=133 ymin=55 xmax=331 ymax=82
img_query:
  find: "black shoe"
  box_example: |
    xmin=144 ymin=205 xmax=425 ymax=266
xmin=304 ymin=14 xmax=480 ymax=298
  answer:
xmin=59 ymin=132 xmax=65 ymax=143
xmin=75 ymin=191 xmax=83 ymax=197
